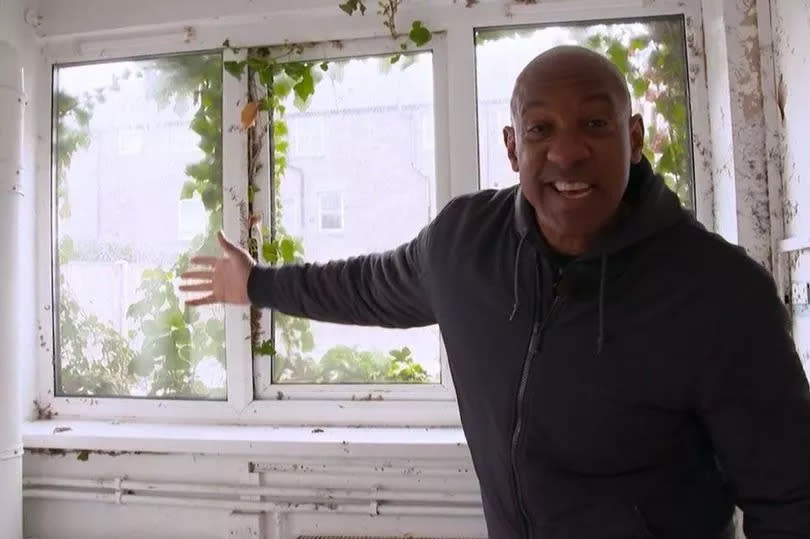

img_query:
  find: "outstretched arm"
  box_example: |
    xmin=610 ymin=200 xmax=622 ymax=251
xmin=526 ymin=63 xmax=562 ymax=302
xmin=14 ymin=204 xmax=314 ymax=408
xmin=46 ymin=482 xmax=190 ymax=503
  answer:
xmin=180 ymin=228 xmax=435 ymax=329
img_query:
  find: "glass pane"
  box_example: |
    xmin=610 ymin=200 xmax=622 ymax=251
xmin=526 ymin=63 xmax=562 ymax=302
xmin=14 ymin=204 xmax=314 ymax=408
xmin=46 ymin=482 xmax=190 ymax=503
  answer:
xmin=257 ymin=51 xmax=441 ymax=386
xmin=475 ymin=17 xmax=693 ymax=208
xmin=54 ymin=53 xmax=226 ymax=399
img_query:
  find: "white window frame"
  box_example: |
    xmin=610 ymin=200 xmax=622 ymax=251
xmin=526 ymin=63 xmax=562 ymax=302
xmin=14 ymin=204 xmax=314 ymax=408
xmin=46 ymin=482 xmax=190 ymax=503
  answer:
xmin=34 ymin=0 xmax=713 ymax=427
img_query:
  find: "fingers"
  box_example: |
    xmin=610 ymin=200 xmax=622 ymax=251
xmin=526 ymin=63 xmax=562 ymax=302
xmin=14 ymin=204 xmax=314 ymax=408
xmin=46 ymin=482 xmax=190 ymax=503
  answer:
xmin=190 ymin=256 xmax=219 ymax=267
xmin=183 ymin=293 xmax=217 ymax=307
xmin=180 ymin=270 xmax=213 ymax=281
xmin=178 ymin=282 xmax=213 ymax=293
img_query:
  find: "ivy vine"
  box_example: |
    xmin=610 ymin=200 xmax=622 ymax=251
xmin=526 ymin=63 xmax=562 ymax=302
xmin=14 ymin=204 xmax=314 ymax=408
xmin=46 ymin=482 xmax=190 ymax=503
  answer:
xmin=338 ymin=0 xmax=433 ymax=63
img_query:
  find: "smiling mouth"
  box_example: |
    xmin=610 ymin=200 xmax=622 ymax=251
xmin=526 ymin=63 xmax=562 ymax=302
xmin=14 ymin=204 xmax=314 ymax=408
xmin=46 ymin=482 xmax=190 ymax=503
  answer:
xmin=550 ymin=181 xmax=594 ymax=199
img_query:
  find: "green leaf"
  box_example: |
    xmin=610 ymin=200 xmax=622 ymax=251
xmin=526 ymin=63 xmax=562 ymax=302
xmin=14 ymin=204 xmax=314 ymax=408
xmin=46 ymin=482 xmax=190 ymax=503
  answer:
xmin=630 ymin=37 xmax=649 ymax=52
xmin=258 ymin=97 xmax=273 ymax=112
xmin=389 ymin=54 xmax=401 ymax=65
xmin=273 ymin=121 xmax=288 ymax=137
xmin=586 ymin=35 xmax=603 ymax=49
xmin=201 ymin=186 xmax=220 ymax=209
xmin=128 ymin=354 xmax=155 ymax=377
xmin=165 ymin=344 xmax=186 ymax=371
xmin=173 ymin=326 xmax=191 ymax=346
xmin=143 ymin=319 xmax=163 ymax=337
xmin=273 ymin=77 xmax=293 ymax=100
xmin=258 ymin=65 xmax=274 ymax=88
xmin=205 ymin=319 xmax=222 ymax=338
xmin=254 ymin=339 xmax=275 ymax=356
xmin=280 ymin=238 xmax=296 ymax=263
xmin=224 ymin=61 xmax=246 ymax=79
xmin=657 ymin=143 xmax=677 ymax=175
xmin=283 ymin=63 xmax=305 ymax=79
xmin=76 ymin=450 xmax=89 ymax=462
xmin=606 ymin=41 xmax=630 ymax=74
xmin=222 ymin=39 xmax=231 ymax=48
xmin=180 ymin=181 xmax=195 ymax=199
xmin=320 ymin=62 xmax=329 ymax=71
xmin=631 ymin=78 xmax=650 ymax=99
xmin=301 ymin=331 xmax=314 ymax=352
xmin=262 ymin=241 xmax=277 ymax=264
xmin=338 ymin=0 xmax=356 ymax=15
xmin=247 ymin=57 xmax=269 ymax=72
xmin=338 ymin=0 xmax=365 ymax=15
xmin=161 ymin=309 xmax=186 ymax=330
xmin=293 ymin=68 xmax=315 ymax=103
xmin=408 ymin=21 xmax=432 ymax=47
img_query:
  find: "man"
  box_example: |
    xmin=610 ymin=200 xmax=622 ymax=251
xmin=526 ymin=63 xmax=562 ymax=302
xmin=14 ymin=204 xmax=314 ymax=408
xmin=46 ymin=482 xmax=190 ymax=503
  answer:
xmin=180 ymin=47 xmax=810 ymax=538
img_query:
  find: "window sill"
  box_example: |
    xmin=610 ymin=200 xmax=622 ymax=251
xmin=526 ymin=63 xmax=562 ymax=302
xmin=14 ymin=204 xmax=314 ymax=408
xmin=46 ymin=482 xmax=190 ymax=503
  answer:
xmin=22 ymin=419 xmax=471 ymax=459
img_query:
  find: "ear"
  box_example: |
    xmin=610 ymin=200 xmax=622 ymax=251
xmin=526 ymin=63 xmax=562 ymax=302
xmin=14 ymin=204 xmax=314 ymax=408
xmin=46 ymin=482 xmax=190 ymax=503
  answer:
xmin=503 ymin=126 xmax=519 ymax=172
xmin=629 ymin=113 xmax=645 ymax=164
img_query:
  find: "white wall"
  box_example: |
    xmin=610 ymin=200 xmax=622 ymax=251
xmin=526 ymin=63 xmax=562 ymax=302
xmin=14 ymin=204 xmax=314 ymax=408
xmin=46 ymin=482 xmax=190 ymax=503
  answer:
xmin=770 ymin=0 xmax=810 ymax=374
xmin=1 ymin=0 xmax=40 ymax=415
xmin=1 ymin=0 xmax=41 ymax=536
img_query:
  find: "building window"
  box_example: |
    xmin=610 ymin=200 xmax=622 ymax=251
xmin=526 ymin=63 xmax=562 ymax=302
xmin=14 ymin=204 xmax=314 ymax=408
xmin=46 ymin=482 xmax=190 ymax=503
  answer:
xmin=317 ymin=191 xmax=345 ymax=232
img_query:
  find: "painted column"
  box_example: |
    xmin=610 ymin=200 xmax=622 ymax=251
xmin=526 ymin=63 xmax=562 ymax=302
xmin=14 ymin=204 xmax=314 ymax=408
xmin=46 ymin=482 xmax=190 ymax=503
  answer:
xmin=0 ymin=40 xmax=25 ymax=539
xmin=702 ymin=0 xmax=771 ymax=269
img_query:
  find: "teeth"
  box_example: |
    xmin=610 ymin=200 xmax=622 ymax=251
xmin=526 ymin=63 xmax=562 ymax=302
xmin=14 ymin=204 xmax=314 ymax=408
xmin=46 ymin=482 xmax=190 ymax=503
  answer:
xmin=553 ymin=182 xmax=591 ymax=192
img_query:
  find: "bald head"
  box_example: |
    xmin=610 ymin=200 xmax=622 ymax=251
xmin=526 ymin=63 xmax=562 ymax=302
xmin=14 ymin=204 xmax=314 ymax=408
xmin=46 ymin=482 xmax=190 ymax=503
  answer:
xmin=510 ymin=46 xmax=631 ymax=125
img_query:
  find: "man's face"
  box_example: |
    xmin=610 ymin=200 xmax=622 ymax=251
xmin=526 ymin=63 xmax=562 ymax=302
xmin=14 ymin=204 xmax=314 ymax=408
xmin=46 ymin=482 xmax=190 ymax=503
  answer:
xmin=504 ymin=66 xmax=644 ymax=247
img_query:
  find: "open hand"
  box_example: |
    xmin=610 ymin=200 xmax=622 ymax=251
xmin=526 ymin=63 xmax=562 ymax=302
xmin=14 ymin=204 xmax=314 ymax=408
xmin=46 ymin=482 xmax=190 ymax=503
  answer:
xmin=179 ymin=231 xmax=256 ymax=306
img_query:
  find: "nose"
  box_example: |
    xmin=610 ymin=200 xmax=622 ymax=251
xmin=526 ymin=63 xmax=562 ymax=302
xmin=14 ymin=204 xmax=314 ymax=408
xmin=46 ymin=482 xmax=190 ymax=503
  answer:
xmin=546 ymin=128 xmax=589 ymax=169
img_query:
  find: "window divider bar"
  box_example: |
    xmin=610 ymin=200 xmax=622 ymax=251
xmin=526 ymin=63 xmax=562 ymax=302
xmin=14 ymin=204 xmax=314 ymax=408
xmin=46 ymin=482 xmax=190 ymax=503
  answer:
xmin=222 ymin=48 xmax=255 ymax=412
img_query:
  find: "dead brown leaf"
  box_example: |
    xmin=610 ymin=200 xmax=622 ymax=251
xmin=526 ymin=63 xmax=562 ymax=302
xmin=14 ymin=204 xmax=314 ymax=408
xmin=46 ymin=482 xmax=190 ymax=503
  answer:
xmin=241 ymin=101 xmax=260 ymax=129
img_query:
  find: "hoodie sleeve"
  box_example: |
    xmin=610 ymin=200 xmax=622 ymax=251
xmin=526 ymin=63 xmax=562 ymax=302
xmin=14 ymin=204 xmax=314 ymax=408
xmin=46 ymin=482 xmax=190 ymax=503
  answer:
xmin=699 ymin=267 xmax=810 ymax=538
xmin=246 ymin=223 xmax=436 ymax=328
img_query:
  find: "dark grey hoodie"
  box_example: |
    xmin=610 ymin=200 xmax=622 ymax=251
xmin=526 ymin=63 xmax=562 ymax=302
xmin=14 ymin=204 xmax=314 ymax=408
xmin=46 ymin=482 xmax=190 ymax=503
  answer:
xmin=248 ymin=158 xmax=810 ymax=539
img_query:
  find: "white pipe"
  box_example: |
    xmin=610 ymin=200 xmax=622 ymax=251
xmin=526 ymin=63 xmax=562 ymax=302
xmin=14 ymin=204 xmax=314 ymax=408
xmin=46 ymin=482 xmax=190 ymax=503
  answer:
xmin=0 ymin=40 xmax=25 ymax=539
xmin=22 ymin=489 xmax=484 ymax=517
xmin=23 ymin=476 xmax=483 ymax=504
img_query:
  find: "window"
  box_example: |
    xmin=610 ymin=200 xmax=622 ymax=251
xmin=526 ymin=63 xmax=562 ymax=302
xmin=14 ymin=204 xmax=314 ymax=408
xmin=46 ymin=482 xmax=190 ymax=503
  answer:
xmin=475 ymin=17 xmax=694 ymax=208
xmin=253 ymin=48 xmax=442 ymax=393
xmin=53 ymin=52 xmax=226 ymax=399
xmin=38 ymin=5 xmax=708 ymax=425
xmin=317 ymin=191 xmax=345 ymax=232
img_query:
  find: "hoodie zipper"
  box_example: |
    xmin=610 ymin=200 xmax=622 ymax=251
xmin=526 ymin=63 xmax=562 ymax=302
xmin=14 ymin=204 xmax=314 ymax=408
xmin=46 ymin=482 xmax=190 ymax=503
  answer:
xmin=510 ymin=275 xmax=564 ymax=538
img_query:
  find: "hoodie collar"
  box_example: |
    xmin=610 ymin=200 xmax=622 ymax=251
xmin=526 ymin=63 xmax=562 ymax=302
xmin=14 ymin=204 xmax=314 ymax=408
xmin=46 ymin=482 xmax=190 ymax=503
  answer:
xmin=512 ymin=155 xmax=685 ymax=260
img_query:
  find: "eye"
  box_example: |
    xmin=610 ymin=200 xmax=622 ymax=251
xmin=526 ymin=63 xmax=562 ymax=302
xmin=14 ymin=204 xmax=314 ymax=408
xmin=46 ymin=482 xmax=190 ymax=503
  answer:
xmin=526 ymin=123 xmax=551 ymax=136
xmin=586 ymin=118 xmax=609 ymax=129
